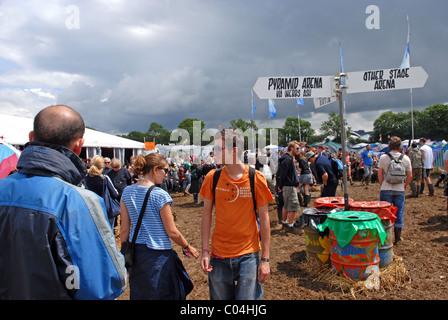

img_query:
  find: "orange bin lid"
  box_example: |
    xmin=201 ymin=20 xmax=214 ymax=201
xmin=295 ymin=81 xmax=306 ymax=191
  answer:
xmin=349 ymin=201 xmax=397 ymax=223
xmin=314 ymin=197 xmax=354 ymax=208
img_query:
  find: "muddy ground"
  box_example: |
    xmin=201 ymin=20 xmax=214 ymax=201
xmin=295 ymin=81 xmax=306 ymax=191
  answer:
xmin=116 ymin=179 xmax=448 ymax=301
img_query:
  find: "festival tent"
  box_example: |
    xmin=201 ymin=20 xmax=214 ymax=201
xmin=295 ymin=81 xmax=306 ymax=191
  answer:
xmin=0 ymin=114 xmax=145 ymax=164
xmin=434 ymin=143 xmax=448 ymax=168
xmin=310 ymin=141 xmax=341 ymax=155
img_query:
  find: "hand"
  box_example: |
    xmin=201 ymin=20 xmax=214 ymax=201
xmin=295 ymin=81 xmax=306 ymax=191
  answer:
xmin=201 ymin=254 xmax=213 ymax=273
xmin=187 ymin=245 xmax=200 ymax=259
xmin=258 ymin=260 xmax=270 ymax=283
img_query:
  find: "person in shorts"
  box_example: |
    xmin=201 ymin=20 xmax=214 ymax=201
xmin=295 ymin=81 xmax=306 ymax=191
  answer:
xmin=277 ymin=141 xmax=301 ymax=231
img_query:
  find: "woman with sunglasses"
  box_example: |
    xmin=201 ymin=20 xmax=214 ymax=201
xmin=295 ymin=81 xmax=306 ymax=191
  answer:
xmin=120 ymin=153 xmax=199 ymax=300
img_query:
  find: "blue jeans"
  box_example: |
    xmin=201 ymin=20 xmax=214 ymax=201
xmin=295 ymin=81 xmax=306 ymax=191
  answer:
xmin=208 ymin=252 xmax=263 ymax=300
xmin=380 ymin=190 xmax=405 ymax=228
xmin=364 ymin=165 xmax=373 ymax=177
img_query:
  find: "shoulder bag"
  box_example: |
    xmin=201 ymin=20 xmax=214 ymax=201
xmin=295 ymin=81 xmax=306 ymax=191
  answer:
xmin=120 ymin=185 xmax=155 ymax=270
xmin=102 ymin=176 xmax=121 ymax=219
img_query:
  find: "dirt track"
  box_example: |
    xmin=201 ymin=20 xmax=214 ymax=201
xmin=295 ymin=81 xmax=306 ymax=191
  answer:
xmin=116 ymin=180 xmax=448 ymax=300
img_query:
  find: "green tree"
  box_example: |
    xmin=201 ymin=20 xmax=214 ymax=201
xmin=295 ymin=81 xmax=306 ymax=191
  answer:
xmin=416 ymin=104 xmax=448 ymax=140
xmin=229 ymin=119 xmax=257 ymax=132
xmin=319 ymin=111 xmax=351 ymax=143
xmin=177 ymin=118 xmax=206 ymax=144
xmin=122 ymin=131 xmax=146 ymax=142
xmin=147 ymin=122 xmax=171 ymax=144
xmin=281 ymin=117 xmax=315 ymax=144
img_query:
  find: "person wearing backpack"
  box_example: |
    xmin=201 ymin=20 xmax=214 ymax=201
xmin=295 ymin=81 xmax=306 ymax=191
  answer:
xmin=378 ymin=136 xmax=412 ymax=244
xmin=199 ymin=129 xmax=274 ymax=300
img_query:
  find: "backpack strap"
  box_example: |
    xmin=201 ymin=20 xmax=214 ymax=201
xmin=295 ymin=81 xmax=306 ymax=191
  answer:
xmin=248 ymin=166 xmax=258 ymax=217
xmin=387 ymin=151 xmax=404 ymax=162
xmin=212 ymin=167 xmax=223 ymax=201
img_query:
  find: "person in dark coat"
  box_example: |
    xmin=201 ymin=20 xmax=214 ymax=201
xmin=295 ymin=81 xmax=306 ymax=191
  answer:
xmin=188 ymin=164 xmax=203 ymax=204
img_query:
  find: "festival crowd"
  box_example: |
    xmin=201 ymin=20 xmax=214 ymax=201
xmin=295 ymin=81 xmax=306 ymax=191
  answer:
xmin=0 ymin=105 xmax=447 ymax=301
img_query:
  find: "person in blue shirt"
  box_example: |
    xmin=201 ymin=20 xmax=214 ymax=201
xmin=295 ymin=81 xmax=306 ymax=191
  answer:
xmin=120 ymin=153 xmax=199 ymax=300
xmin=361 ymin=144 xmax=374 ymax=185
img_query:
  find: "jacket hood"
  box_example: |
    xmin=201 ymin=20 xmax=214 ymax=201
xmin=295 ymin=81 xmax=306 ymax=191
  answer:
xmin=17 ymin=141 xmax=87 ymax=186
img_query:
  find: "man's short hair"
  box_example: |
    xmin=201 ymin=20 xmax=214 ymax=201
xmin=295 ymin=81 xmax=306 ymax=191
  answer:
xmin=389 ymin=136 xmax=402 ymax=151
xmin=33 ymin=105 xmax=85 ymax=148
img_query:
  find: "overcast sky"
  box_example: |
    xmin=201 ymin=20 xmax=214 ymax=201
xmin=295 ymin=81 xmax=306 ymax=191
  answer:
xmin=1 ymin=0 xmax=447 ymax=137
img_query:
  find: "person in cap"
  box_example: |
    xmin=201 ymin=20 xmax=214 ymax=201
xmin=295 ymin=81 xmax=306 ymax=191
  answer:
xmin=307 ymin=150 xmax=338 ymax=197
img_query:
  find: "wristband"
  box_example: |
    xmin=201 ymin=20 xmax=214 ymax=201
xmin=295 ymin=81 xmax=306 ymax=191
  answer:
xmin=260 ymin=258 xmax=270 ymax=262
xmin=182 ymin=244 xmax=190 ymax=257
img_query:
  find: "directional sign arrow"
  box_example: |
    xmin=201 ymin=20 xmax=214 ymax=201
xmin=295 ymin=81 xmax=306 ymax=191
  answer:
xmin=252 ymin=75 xmax=334 ymax=100
xmin=345 ymin=66 xmax=428 ymax=94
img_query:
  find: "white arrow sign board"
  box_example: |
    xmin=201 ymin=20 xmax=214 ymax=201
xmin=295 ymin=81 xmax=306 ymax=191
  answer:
xmin=314 ymin=96 xmax=338 ymax=109
xmin=252 ymin=75 xmax=334 ymax=100
xmin=345 ymin=66 xmax=428 ymax=94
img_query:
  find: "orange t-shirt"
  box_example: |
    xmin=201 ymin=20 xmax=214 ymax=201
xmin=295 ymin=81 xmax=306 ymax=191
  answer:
xmin=199 ymin=165 xmax=274 ymax=258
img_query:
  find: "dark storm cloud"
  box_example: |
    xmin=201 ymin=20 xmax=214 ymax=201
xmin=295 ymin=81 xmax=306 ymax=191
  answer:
xmin=0 ymin=0 xmax=446 ymax=135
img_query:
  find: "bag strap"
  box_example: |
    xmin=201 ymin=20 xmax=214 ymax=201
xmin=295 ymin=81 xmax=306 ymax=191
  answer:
xmin=386 ymin=151 xmax=404 ymax=163
xmin=131 ymin=185 xmax=156 ymax=245
xmin=248 ymin=166 xmax=257 ymax=217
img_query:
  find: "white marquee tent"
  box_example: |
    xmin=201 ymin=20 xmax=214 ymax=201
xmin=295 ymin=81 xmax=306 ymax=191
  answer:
xmin=0 ymin=114 xmax=145 ymax=164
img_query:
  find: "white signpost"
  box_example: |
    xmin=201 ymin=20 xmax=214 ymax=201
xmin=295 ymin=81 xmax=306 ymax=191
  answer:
xmin=252 ymin=75 xmax=335 ymax=100
xmin=313 ymin=96 xmax=338 ymax=109
xmin=345 ymin=66 xmax=428 ymax=94
xmin=252 ymin=65 xmax=429 ymax=210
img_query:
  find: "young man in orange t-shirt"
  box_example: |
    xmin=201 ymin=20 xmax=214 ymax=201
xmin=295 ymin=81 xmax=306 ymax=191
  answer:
xmin=199 ymin=129 xmax=274 ymax=300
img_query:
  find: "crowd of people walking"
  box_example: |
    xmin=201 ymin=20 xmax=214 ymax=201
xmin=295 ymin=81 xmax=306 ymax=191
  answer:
xmin=1 ymin=104 xmax=447 ymax=301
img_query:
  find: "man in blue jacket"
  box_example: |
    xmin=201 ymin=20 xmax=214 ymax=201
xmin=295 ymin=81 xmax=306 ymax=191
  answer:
xmin=0 ymin=105 xmax=126 ymax=299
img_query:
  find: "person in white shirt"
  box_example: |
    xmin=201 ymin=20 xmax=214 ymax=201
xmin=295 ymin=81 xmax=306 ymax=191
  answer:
xmin=419 ymin=138 xmax=434 ymax=196
xmin=378 ymin=136 xmax=412 ymax=244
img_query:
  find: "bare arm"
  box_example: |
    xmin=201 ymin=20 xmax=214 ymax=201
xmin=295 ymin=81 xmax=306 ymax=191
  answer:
xmin=257 ymin=204 xmax=271 ymax=283
xmin=160 ymin=203 xmax=199 ymax=258
xmin=200 ymin=198 xmax=214 ymax=272
xmin=120 ymin=199 xmax=130 ymax=244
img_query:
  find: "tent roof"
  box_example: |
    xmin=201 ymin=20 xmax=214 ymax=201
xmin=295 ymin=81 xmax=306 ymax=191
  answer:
xmin=0 ymin=114 xmax=144 ymax=149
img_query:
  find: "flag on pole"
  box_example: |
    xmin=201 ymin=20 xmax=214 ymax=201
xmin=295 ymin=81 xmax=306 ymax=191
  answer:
xmin=340 ymin=43 xmax=345 ymax=85
xmin=291 ymin=71 xmax=304 ymax=106
xmin=250 ymin=89 xmax=256 ymax=118
xmin=268 ymin=99 xmax=276 ymax=118
xmin=400 ymin=16 xmax=410 ymax=68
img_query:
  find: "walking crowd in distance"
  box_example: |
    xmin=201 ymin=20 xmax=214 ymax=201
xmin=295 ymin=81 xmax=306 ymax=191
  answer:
xmin=1 ymin=104 xmax=447 ymax=300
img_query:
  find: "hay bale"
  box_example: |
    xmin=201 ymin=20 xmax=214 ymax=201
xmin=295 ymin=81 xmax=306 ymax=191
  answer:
xmin=299 ymin=254 xmax=411 ymax=299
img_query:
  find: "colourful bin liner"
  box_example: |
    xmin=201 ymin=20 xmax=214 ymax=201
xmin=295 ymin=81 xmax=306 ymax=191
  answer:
xmin=317 ymin=211 xmax=387 ymax=248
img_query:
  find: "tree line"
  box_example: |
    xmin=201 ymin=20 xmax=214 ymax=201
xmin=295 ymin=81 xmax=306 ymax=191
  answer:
xmin=119 ymin=103 xmax=448 ymax=146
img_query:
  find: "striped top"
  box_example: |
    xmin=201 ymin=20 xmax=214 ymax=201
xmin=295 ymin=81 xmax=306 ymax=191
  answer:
xmin=122 ymin=184 xmax=173 ymax=250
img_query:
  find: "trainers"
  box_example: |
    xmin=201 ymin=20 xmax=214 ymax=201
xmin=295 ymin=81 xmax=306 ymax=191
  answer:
xmin=287 ymin=226 xmax=303 ymax=234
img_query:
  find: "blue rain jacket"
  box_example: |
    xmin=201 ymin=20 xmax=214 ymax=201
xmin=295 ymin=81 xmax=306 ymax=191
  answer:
xmin=0 ymin=142 xmax=127 ymax=299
